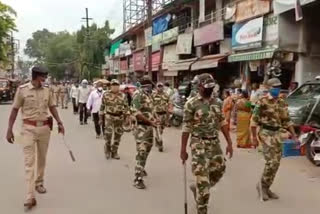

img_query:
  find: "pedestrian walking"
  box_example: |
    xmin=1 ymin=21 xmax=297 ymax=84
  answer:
xmin=52 ymin=82 xmax=60 ymax=107
xmin=59 ymin=82 xmax=68 ymax=109
xmin=70 ymin=82 xmax=80 ymax=114
xmin=131 ymin=76 xmax=158 ymax=189
xmin=87 ymin=81 xmax=104 ymax=138
xmin=77 ymin=79 xmax=90 ymax=125
xmin=151 ymin=82 xmax=170 ymax=152
xmin=236 ymin=90 xmax=252 ymax=148
xmin=222 ymin=90 xmax=233 ymax=132
xmin=251 ymin=78 xmax=298 ymax=201
xmin=99 ymin=79 xmax=129 ymax=159
xmin=6 ymin=66 xmax=65 ymax=211
xmin=180 ymin=73 xmax=233 ymax=214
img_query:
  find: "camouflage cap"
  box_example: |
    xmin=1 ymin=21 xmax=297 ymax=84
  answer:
xmin=267 ymin=78 xmax=282 ymax=87
xmin=140 ymin=76 xmax=153 ymax=86
xmin=111 ymin=79 xmax=120 ymax=85
xmin=197 ymin=73 xmax=215 ymax=88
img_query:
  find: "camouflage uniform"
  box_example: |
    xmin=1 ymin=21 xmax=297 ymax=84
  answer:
xmin=100 ymin=82 xmax=129 ymax=158
xmin=131 ymin=88 xmax=154 ymax=180
xmin=183 ymin=94 xmax=227 ymax=214
xmin=151 ymin=90 xmax=170 ymax=150
xmin=251 ymin=94 xmax=293 ymax=192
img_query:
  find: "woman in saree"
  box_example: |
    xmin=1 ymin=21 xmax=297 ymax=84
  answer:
xmin=222 ymin=90 xmax=233 ymax=132
xmin=236 ymin=90 xmax=252 ymax=148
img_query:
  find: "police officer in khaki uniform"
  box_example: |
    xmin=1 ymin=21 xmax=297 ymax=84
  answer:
xmin=6 ymin=66 xmax=65 ymax=211
xmin=59 ymin=82 xmax=68 ymax=109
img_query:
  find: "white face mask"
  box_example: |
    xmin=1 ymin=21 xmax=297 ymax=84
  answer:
xmin=98 ymin=87 xmax=103 ymax=92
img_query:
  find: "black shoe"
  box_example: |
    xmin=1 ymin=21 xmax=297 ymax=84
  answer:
xmin=134 ymin=178 xmax=146 ymax=189
xmin=80 ymin=122 xmax=84 ymax=125
xmin=84 ymin=122 xmax=88 ymax=125
xmin=111 ymin=152 xmax=120 ymax=160
xmin=158 ymin=147 xmax=164 ymax=152
xmin=142 ymin=170 xmax=148 ymax=177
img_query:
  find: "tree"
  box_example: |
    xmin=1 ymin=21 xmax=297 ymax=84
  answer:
xmin=0 ymin=1 xmax=16 ymax=62
xmin=24 ymin=29 xmax=55 ymax=62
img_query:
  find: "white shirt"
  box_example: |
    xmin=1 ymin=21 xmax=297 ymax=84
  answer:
xmin=70 ymin=85 xmax=80 ymax=98
xmin=86 ymin=89 xmax=104 ymax=113
xmin=78 ymin=86 xmax=91 ymax=103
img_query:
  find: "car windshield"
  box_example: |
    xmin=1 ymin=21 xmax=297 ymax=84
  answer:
xmin=289 ymin=84 xmax=320 ymax=99
xmin=0 ymin=81 xmax=8 ymax=88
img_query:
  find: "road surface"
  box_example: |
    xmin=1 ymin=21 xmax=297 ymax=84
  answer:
xmin=0 ymin=102 xmax=320 ymax=214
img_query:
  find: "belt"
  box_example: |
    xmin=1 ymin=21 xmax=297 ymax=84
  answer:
xmin=156 ymin=112 xmax=167 ymax=115
xmin=192 ymin=135 xmax=217 ymax=140
xmin=137 ymin=121 xmax=151 ymax=126
xmin=107 ymin=112 xmax=123 ymax=117
xmin=23 ymin=119 xmax=49 ymax=127
xmin=262 ymin=124 xmax=280 ymax=131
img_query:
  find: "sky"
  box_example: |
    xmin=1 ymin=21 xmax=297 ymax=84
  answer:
xmin=2 ymin=0 xmax=124 ymax=58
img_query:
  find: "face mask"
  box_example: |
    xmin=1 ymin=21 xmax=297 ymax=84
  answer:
xmin=202 ymin=88 xmax=213 ymax=98
xmin=40 ymin=80 xmax=46 ymax=88
xmin=82 ymin=84 xmax=87 ymax=88
xmin=142 ymin=85 xmax=152 ymax=94
xmin=98 ymin=87 xmax=103 ymax=92
xmin=111 ymin=85 xmax=120 ymax=92
xmin=269 ymin=88 xmax=281 ymax=98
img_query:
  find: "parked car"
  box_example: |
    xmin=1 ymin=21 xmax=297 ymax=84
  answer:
xmin=287 ymin=78 xmax=320 ymax=127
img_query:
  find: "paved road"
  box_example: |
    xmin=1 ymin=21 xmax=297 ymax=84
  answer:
xmin=1 ymin=102 xmax=320 ymax=214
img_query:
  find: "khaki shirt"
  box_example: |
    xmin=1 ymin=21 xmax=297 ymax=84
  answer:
xmin=13 ymin=83 xmax=56 ymax=121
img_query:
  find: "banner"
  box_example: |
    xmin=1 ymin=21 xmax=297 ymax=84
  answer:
xmin=263 ymin=14 xmax=279 ymax=48
xmin=194 ymin=21 xmax=224 ymax=46
xmin=199 ymin=0 xmax=205 ymax=23
xmin=162 ymin=27 xmax=179 ymax=45
xmin=152 ymin=14 xmax=171 ymax=35
xmin=236 ymin=0 xmax=270 ymax=22
xmin=145 ymin=27 xmax=152 ymax=47
xmin=133 ymin=50 xmax=145 ymax=71
xmin=176 ymin=33 xmax=193 ymax=55
xmin=273 ymin=0 xmax=316 ymax=15
xmin=232 ymin=17 xmax=263 ymax=50
xmin=163 ymin=44 xmax=179 ymax=70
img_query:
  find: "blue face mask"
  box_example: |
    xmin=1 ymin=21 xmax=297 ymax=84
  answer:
xmin=269 ymin=88 xmax=281 ymax=98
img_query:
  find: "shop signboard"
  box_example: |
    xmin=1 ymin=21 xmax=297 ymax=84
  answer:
xmin=263 ymin=14 xmax=279 ymax=48
xmin=119 ymin=43 xmax=132 ymax=56
xmin=273 ymin=0 xmax=316 ymax=15
xmin=162 ymin=27 xmax=179 ymax=45
xmin=145 ymin=27 xmax=152 ymax=47
xmin=152 ymin=33 xmax=162 ymax=52
xmin=176 ymin=33 xmax=193 ymax=55
xmin=120 ymin=59 xmax=128 ymax=71
xmin=113 ymin=59 xmax=120 ymax=74
xmin=147 ymin=51 xmax=161 ymax=71
xmin=235 ymin=0 xmax=271 ymax=22
xmin=232 ymin=17 xmax=263 ymax=50
xmin=163 ymin=44 xmax=179 ymax=70
xmin=133 ymin=50 xmax=145 ymax=71
xmin=194 ymin=21 xmax=224 ymax=46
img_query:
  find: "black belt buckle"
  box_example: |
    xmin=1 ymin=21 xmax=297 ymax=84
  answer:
xmin=156 ymin=112 xmax=166 ymax=115
xmin=262 ymin=124 xmax=280 ymax=131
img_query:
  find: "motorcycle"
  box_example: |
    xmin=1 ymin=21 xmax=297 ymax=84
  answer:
xmin=170 ymin=94 xmax=186 ymax=127
xmin=299 ymin=97 xmax=320 ymax=166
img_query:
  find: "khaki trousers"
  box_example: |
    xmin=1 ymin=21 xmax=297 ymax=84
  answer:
xmin=21 ymin=124 xmax=51 ymax=200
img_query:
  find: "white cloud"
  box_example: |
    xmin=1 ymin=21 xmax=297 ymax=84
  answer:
xmin=2 ymin=0 xmax=124 ymax=58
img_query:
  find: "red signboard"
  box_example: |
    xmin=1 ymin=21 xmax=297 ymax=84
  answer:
xmin=120 ymin=59 xmax=128 ymax=70
xmin=194 ymin=21 xmax=224 ymax=46
xmin=152 ymin=51 xmax=161 ymax=71
xmin=133 ymin=50 xmax=145 ymax=71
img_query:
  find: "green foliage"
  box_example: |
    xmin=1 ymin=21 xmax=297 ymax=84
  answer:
xmin=0 ymin=1 xmax=16 ymax=61
xmin=24 ymin=20 xmax=115 ymax=80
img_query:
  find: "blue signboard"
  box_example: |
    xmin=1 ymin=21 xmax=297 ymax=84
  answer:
xmin=232 ymin=17 xmax=263 ymax=50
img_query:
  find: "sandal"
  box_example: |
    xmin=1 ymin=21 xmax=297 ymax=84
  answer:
xmin=35 ymin=185 xmax=47 ymax=194
xmin=24 ymin=198 xmax=37 ymax=211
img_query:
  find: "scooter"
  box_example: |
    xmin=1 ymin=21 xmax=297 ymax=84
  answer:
xmin=299 ymin=125 xmax=320 ymax=166
xmin=299 ymin=97 xmax=320 ymax=166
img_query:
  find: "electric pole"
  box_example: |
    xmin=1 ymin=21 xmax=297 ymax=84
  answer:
xmin=147 ymin=0 xmax=152 ymax=78
xmin=9 ymin=32 xmax=19 ymax=79
xmin=82 ymin=8 xmax=93 ymax=35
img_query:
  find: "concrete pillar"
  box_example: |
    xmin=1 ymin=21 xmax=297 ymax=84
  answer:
xmin=216 ymin=0 xmax=223 ymax=21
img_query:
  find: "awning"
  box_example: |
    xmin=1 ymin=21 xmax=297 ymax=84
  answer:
xmin=191 ymin=54 xmax=227 ymax=71
xmin=228 ymin=49 xmax=276 ymax=62
xmin=163 ymin=70 xmax=178 ymax=77
xmin=168 ymin=58 xmax=197 ymax=71
xmin=110 ymin=40 xmax=122 ymax=56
